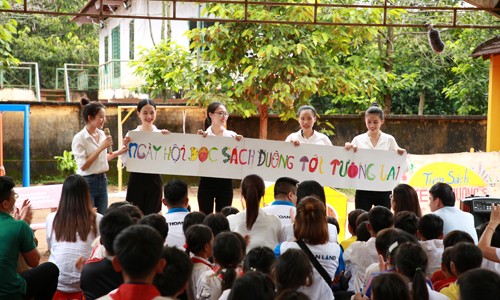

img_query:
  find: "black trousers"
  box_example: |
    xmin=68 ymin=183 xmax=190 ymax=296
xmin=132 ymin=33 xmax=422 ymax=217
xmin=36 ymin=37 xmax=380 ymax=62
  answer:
xmin=126 ymin=172 xmax=163 ymax=215
xmin=354 ymin=190 xmax=391 ymax=211
xmin=21 ymin=262 xmax=59 ymax=300
xmin=197 ymin=177 xmax=233 ymax=215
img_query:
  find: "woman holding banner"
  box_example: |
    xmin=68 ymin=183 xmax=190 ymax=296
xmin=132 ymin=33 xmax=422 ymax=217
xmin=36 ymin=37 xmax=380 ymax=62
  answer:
xmin=197 ymin=102 xmax=242 ymax=215
xmin=345 ymin=103 xmax=406 ymax=211
xmin=122 ymin=99 xmax=170 ymax=215
xmin=286 ymin=105 xmax=332 ymax=146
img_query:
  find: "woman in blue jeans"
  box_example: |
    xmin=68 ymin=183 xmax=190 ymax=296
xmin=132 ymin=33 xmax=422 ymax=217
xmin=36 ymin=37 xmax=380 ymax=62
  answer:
xmin=72 ymin=99 xmax=127 ymax=213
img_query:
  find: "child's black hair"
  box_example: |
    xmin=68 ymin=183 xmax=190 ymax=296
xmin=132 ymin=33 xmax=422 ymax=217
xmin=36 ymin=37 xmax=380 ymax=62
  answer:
xmin=99 ymin=210 xmax=134 ymax=255
xmin=163 ymin=179 xmax=188 ymax=207
xmin=203 ymin=213 xmax=230 ymax=237
xmin=457 ymin=268 xmax=500 ymax=300
xmin=227 ymin=271 xmax=275 ymax=300
xmin=394 ymin=242 xmax=429 ymax=300
xmin=182 ymin=211 xmax=206 ymax=233
xmin=348 ymin=209 xmax=367 ymax=234
xmin=443 ymin=230 xmax=474 ymax=248
xmin=394 ymin=211 xmax=419 ymax=236
xmin=296 ymin=180 xmax=325 ymax=206
xmin=418 ymin=214 xmax=444 ymax=240
xmin=275 ymin=248 xmax=312 ymax=293
xmin=450 ymin=242 xmax=482 ymax=275
xmin=368 ymin=206 xmax=394 ymax=234
xmin=243 ymin=246 xmax=275 ymax=275
xmin=139 ymin=214 xmax=169 ymax=240
xmin=115 ymin=204 xmax=143 ymax=224
xmin=113 ymin=225 xmax=164 ymax=280
xmin=213 ymin=232 xmax=244 ymax=291
xmin=154 ymin=246 xmax=193 ymax=297
xmin=356 ymin=221 xmax=371 ymax=242
xmin=185 ymin=224 xmax=213 ymax=255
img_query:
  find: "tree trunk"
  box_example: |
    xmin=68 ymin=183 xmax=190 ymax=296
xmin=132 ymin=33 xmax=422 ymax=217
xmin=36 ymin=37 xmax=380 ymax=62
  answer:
xmin=418 ymin=89 xmax=425 ymax=115
xmin=147 ymin=0 xmax=156 ymax=46
xmin=258 ymin=104 xmax=268 ymax=140
xmin=383 ymin=27 xmax=394 ymax=115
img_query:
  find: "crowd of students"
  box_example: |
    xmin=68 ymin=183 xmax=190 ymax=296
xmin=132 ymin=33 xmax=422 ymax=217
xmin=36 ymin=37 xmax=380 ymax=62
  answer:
xmin=1 ymin=100 xmax=500 ymax=300
xmin=2 ymin=173 xmax=500 ymax=300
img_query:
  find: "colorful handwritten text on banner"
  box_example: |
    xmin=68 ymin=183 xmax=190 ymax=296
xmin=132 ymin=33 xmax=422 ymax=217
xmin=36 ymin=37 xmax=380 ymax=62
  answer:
xmin=125 ymin=132 xmax=407 ymax=191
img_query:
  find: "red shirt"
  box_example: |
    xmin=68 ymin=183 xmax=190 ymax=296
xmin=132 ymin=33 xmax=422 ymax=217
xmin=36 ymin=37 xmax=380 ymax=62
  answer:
xmin=433 ymin=276 xmax=457 ymax=292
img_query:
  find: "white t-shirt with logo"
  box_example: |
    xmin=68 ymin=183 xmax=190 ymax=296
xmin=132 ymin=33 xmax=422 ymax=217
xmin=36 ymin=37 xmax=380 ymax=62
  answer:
xmin=164 ymin=208 xmax=189 ymax=249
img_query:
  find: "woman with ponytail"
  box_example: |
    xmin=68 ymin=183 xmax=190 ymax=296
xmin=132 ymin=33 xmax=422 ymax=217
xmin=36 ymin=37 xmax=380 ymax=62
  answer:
xmin=274 ymin=196 xmax=342 ymax=300
xmin=394 ymin=242 xmax=449 ymax=300
xmin=344 ymin=103 xmax=406 ymax=211
xmin=227 ymin=174 xmax=282 ymax=252
xmin=197 ymin=102 xmax=243 ymax=215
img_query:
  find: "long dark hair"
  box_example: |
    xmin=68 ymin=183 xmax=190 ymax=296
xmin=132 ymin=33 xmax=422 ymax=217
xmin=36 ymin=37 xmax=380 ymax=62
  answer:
xmin=204 ymin=102 xmax=223 ymax=130
xmin=241 ymin=174 xmax=265 ymax=230
xmin=392 ymin=183 xmax=422 ymax=218
xmin=53 ymin=175 xmax=97 ymax=242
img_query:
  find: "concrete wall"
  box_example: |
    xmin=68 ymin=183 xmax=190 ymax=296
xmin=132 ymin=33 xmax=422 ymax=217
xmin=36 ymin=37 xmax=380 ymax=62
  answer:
xmin=230 ymin=114 xmax=487 ymax=154
xmin=1 ymin=102 xmax=487 ymax=184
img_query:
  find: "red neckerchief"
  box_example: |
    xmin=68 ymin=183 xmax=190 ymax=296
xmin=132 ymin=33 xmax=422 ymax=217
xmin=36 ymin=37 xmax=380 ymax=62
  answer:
xmin=191 ymin=256 xmax=214 ymax=270
xmin=110 ymin=283 xmax=160 ymax=300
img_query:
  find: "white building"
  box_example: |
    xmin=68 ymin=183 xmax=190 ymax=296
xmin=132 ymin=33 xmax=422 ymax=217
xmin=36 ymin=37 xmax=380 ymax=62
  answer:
xmin=73 ymin=0 xmax=203 ymax=101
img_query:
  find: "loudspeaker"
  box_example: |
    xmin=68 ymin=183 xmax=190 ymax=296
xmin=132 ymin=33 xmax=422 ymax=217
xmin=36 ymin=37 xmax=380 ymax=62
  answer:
xmin=460 ymin=196 xmax=500 ymax=227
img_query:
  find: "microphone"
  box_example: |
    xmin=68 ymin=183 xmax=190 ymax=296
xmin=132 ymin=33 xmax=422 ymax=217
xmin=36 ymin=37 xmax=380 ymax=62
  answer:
xmin=103 ymin=128 xmax=112 ymax=154
xmin=428 ymin=25 xmax=445 ymax=53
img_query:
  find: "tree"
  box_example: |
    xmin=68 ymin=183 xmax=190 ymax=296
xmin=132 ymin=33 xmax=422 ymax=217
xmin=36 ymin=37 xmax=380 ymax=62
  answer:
xmin=9 ymin=0 xmax=98 ymax=89
xmin=325 ymin=0 xmax=494 ymax=116
xmin=0 ymin=0 xmax=21 ymax=68
xmin=184 ymin=3 xmax=385 ymax=139
xmin=131 ymin=41 xmax=197 ymax=101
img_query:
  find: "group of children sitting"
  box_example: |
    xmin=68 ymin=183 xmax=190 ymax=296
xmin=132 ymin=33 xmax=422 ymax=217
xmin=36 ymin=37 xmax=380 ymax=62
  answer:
xmin=344 ymin=208 xmax=500 ymax=300
xmin=56 ymin=176 xmax=500 ymax=300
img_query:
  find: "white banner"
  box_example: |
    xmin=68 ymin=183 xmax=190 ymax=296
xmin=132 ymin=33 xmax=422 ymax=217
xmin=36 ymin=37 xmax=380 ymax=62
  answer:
xmin=125 ymin=132 xmax=408 ymax=191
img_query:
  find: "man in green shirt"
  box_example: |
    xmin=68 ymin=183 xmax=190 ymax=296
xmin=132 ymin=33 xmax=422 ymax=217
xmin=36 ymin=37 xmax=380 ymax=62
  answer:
xmin=0 ymin=176 xmax=58 ymax=300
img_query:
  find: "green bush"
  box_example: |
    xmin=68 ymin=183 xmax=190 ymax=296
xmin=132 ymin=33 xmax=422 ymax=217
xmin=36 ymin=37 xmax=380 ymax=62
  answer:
xmin=54 ymin=150 xmax=77 ymax=178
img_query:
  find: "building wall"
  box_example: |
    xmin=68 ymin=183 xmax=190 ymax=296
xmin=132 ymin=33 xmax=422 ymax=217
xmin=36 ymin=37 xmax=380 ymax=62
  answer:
xmin=98 ymin=0 xmax=198 ymax=100
xmin=1 ymin=102 xmax=487 ymax=184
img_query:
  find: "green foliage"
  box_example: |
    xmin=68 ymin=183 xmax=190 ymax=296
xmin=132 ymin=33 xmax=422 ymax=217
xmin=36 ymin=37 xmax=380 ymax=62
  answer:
xmin=182 ymin=2 xmax=384 ymax=136
xmin=0 ymin=0 xmax=21 ymax=68
xmin=9 ymin=0 xmax=98 ymax=88
xmin=129 ymin=0 xmax=494 ymax=122
xmin=54 ymin=150 xmax=77 ymax=177
xmin=441 ymin=28 xmax=491 ymax=115
xmin=131 ymin=41 xmax=198 ymax=101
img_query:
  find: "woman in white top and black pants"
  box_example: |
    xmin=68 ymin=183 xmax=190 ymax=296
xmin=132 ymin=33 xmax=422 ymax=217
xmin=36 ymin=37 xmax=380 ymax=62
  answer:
xmin=345 ymin=103 xmax=406 ymax=211
xmin=72 ymin=100 xmax=127 ymax=214
xmin=197 ymin=102 xmax=242 ymax=215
